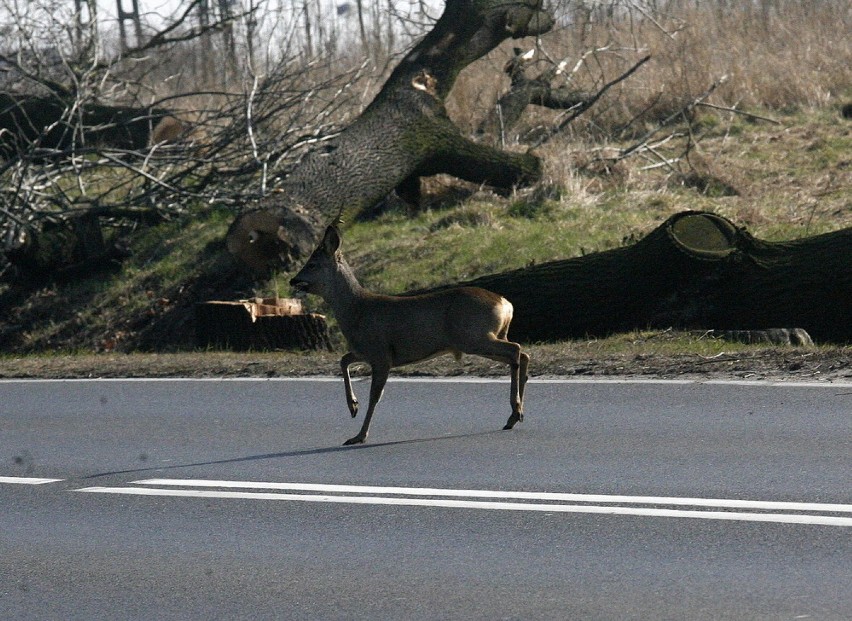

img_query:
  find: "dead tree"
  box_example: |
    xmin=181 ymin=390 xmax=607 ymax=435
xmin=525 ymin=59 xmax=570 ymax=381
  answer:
xmin=476 ymin=47 xmax=593 ymax=143
xmin=429 ymin=211 xmax=851 ymax=344
xmin=226 ymin=0 xmax=555 ymax=274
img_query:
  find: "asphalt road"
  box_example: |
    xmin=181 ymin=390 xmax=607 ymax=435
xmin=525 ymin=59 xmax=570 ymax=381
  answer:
xmin=2 ymin=377 xmax=850 ymax=620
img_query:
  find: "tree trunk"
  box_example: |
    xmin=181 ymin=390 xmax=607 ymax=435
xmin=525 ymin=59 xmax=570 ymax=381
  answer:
xmin=226 ymin=0 xmax=555 ymax=275
xmin=0 ymin=93 xmax=175 ymax=159
xmin=4 ymin=208 xmax=160 ymax=283
xmin=430 ymin=211 xmax=851 ymax=344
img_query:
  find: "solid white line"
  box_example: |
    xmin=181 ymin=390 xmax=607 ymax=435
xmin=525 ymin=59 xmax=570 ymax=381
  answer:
xmin=75 ymin=487 xmax=852 ymax=526
xmin=133 ymin=479 xmax=852 ymax=514
xmin=0 ymin=476 xmax=63 ymax=485
xmin=2 ymin=377 xmax=851 ymax=388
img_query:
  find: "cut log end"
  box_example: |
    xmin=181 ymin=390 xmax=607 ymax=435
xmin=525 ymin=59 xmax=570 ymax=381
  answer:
xmin=667 ymin=211 xmax=739 ymax=259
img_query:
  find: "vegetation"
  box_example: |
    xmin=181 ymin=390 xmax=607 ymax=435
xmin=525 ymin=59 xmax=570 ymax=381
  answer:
xmin=0 ymin=0 xmax=849 ymax=376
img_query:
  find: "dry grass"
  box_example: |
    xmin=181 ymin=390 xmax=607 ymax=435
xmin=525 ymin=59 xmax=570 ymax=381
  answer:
xmin=450 ymin=0 xmax=851 ymax=136
xmin=2 ymin=335 xmax=849 ymax=382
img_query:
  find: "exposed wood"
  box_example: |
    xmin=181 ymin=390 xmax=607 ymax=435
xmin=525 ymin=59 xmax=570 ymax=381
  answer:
xmin=194 ymin=299 xmax=332 ymax=351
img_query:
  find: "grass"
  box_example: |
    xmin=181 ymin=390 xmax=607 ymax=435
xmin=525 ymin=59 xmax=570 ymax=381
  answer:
xmin=1 ymin=332 xmax=848 ymax=381
xmin=2 ymin=103 xmax=848 ymax=359
xmin=0 ymin=1 xmax=850 ymax=370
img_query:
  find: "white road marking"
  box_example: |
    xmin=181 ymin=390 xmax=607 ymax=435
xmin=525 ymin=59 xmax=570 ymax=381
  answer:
xmin=2 ymin=377 xmax=851 ymax=388
xmin=132 ymin=479 xmax=852 ymax=514
xmin=0 ymin=476 xmax=63 ymax=485
xmin=74 ymin=480 xmax=852 ymax=527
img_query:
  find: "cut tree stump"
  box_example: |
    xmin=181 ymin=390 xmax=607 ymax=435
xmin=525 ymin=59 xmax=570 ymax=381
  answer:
xmin=195 ymin=298 xmax=332 ymax=351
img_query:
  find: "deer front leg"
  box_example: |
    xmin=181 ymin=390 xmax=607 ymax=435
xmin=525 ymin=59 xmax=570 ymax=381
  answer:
xmin=344 ymin=364 xmax=388 ymax=445
xmin=518 ymin=351 xmax=530 ymax=404
xmin=340 ymin=352 xmax=361 ymax=417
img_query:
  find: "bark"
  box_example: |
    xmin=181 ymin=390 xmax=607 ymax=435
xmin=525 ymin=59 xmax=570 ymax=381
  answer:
xmin=0 ymin=93 xmax=176 ymax=159
xmin=4 ymin=208 xmax=161 ymax=283
xmin=226 ymin=0 xmax=555 ymax=275
xmin=477 ymin=48 xmax=592 ymax=142
xmin=422 ymin=211 xmax=851 ymax=344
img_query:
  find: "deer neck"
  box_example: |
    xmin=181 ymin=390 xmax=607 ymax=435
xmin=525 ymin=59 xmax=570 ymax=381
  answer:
xmin=325 ymin=257 xmax=369 ymax=318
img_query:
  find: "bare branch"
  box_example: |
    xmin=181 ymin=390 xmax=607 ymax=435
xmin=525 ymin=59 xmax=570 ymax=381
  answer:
xmin=617 ymin=75 xmax=729 ymax=161
xmin=695 ymin=102 xmax=781 ymax=125
xmin=530 ymin=55 xmax=652 ymax=148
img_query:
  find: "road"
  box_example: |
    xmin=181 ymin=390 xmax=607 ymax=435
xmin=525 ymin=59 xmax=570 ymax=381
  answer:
xmin=1 ymin=377 xmax=850 ymax=620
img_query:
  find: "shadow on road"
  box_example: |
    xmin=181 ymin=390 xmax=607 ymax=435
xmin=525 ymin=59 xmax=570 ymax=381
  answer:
xmin=81 ymin=429 xmax=507 ymax=480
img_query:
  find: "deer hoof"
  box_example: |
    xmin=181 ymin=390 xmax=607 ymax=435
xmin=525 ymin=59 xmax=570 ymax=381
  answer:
xmin=348 ymin=400 xmax=359 ymax=417
xmin=343 ymin=434 xmax=366 ymax=446
xmin=503 ymin=412 xmax=523 ymax=430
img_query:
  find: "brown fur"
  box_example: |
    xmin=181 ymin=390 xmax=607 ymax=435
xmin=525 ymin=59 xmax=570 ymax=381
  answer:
xmin=291 ymin=226 xmax=529 ymax=444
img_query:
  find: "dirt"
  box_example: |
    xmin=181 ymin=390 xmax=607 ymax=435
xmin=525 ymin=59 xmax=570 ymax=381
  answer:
xmin=2 ymin=341 xmax=849 ymax=383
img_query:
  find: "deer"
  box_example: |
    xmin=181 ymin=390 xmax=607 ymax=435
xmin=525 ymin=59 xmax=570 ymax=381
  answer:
xmin=290 ymin=224 xmax=530 ymax=445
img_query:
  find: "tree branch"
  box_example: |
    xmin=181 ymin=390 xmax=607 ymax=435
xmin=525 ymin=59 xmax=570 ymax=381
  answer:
xmin=530 ymin=55 xmax=651 ymax=148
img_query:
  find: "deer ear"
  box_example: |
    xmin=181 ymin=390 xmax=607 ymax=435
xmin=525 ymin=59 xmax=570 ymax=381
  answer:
xmin=323 ymin=226 xmax=341 ymax=254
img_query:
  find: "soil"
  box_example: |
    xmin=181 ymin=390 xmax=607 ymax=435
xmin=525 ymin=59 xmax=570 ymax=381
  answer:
xmin=2 ymin=341 xmax=849 ymax=382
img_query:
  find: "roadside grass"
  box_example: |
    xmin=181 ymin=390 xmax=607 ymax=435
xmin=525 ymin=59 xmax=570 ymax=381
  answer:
xmin=2 ymin=0 xmax=850 ymax=363
xmin=1 ymin=332 xmax=848 ymax=381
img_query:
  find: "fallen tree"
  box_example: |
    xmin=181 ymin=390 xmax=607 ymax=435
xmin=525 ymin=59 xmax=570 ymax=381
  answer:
xmin=434 ymin=211 xmax=851 ymax=344
xmin=226 ymin=0 xmax=556 ymax=274
xmin=0 ymin=93 xmax=180 ymax=160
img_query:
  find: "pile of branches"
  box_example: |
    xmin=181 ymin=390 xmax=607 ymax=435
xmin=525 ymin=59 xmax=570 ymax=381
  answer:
xmin=0 ymin=0 xmax=367 ymax=280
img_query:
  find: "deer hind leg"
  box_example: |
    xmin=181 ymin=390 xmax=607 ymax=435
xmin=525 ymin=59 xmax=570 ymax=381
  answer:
xmin=503 ymin=355 xmax=524 ymax=430
xmin=465 ymin=337 xmax=527 ymax=430
xmin=344 ymin=364 xmax=388 ymax=446
xmin=340 ymin=352 xmax=361 ymax=417
xmin=518 ymin=351 xmax=530 ymax=404
xmin=502 ymin=350 xmax=531 ymax=429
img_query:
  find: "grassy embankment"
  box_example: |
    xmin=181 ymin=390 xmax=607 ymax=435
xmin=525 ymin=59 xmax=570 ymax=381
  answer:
xmin=0 ymin=1 xmax=849 ymax=377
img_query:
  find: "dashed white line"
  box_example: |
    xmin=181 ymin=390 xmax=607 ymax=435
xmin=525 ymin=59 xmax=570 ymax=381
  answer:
xmin=0 ymin=476 xmax=63 ymax=485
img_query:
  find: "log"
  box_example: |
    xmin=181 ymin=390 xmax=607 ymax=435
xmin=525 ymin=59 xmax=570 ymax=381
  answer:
xmin=4 ymin=207 xmax=166 ymax=283
xmin=707 ymin=329 xmax=814 ymax=346
xmin=429 ymin=211 xmax=851 ymax=344
xmin=0 ymin=93 xmax=176 ymax=160
xmin=4 ymin=213 xmax=131 ymax=282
